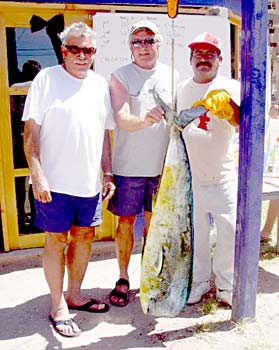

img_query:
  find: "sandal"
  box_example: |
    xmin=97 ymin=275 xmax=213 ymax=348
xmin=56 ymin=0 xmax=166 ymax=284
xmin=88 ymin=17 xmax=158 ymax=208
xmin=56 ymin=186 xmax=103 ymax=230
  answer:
xmin=260 ymin=235 xmax=272 ymax=243
xmin=109 ymin=278 xmax=130 ymax=307
xmin=49 ymin=314 xmax=81 ymax=337
xmin=68 ymin=298 xmax=109 ymax=313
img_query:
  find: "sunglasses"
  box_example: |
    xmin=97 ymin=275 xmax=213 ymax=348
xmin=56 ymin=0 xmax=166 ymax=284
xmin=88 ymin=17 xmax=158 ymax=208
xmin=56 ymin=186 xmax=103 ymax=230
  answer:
xmin=131 ymin=38 xmax=157 ymax=48
xmin=65 ymin=45 xmax=96 ymax=56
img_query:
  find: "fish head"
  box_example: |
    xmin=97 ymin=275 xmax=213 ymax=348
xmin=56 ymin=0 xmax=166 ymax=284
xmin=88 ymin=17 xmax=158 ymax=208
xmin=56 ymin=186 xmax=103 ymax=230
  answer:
xmin=174 ymin=105 xmax=208 ymax=128
xmin=149 ymin=88 xmax=173 ymax=120
xmin=149 ymin=88 xmax=208 ymax=130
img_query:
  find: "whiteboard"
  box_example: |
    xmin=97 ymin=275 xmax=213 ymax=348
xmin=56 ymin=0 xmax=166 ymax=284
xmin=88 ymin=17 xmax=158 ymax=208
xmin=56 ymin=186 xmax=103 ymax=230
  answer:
xmin=93 ymin=12 xmax=231 ymax=82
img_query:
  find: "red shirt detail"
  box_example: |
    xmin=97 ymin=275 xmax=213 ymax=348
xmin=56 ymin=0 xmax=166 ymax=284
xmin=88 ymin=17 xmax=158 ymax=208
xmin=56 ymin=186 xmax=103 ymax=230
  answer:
xmin=197 ymin=113 xmax=210 ymax=130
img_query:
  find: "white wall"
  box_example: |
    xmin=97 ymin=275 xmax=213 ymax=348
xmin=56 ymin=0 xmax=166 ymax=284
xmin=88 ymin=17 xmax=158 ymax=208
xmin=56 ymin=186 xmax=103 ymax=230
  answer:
xmin=93 ymin=12 xmax=231 ymax=82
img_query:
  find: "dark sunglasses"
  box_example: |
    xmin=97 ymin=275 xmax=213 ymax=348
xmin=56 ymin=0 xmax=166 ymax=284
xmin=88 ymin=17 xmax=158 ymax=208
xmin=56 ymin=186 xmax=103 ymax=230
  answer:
xmin=65 ymin=45 xmax=96 ymax=56
xmin=131 ymin=38 xmax=157 ymax=48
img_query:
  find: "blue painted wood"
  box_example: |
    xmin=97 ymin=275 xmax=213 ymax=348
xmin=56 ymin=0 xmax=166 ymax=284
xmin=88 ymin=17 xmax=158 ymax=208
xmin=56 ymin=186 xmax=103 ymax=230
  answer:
xmin=3 ymin=0 xmax=241 ymax=15
xmin=232 ymin=0 xmax=268 ymax=321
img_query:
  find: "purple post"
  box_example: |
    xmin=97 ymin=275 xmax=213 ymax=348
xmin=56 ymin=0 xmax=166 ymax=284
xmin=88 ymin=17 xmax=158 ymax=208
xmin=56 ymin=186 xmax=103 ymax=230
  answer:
xmin=232 ymin=0 xmax=268 ymax=320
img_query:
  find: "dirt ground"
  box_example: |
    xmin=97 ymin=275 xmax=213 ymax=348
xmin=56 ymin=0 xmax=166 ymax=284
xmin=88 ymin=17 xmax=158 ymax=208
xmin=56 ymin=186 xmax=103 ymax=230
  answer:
xmin=0 ymin=239 xmax=278 ymax=350
xmin=170 ymin=242 xmax=279 ymax=350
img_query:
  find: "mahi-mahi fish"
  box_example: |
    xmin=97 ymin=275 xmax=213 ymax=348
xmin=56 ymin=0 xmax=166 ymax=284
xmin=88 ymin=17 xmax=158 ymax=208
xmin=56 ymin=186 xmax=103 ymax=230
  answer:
xmin=140 ymin=89 xmax=207 ymax=317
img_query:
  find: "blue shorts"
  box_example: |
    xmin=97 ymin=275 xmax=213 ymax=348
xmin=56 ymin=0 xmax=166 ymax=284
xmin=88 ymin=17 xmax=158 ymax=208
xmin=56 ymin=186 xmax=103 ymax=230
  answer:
xmin=107 ymin=175 xmax=160 ymax=216
xmin=34 ymin=192 xmax=102 ymax=233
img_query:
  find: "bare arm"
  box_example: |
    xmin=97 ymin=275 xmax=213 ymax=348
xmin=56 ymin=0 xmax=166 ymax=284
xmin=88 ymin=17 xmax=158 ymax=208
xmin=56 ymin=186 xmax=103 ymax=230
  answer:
xmin=269 ymin=105 xmax=279 ymax=119
xmin=23 ymin=119 xmax=52 ymax=203
xmin=109 ymin=74 xmax=165 ymax=132
xmin=101 ymin=130 xmax=115 ymax=201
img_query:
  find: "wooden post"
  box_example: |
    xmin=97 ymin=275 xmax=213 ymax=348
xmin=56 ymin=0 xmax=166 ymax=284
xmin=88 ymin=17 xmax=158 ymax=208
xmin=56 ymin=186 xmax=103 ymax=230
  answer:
xmin=232 ymin=0 xmax=268 ymax=321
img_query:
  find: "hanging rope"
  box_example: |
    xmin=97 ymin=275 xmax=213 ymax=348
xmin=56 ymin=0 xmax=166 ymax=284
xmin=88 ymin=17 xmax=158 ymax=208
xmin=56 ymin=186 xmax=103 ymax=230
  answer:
xmin=167 ymin=0 xmax=179 ymax=119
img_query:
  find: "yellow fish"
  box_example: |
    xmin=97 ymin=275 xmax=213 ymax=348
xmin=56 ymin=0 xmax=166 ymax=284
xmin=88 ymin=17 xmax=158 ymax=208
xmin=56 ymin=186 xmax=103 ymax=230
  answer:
xmin=140 ymin=90 xmax=206 ymax=317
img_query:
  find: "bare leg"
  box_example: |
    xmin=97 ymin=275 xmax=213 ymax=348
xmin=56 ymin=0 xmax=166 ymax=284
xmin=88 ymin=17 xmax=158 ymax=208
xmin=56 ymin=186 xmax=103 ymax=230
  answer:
xmin=115 ymin=215 xmax=136 ymax=280
xmin=65 ymin=226 xmax=108 ymax=312
xmin=261 ymin=200 xmax=279 ymax=240
xmin=143 ymin=210 xmax=152 ymax=237
xmin=142 ymin=210 xmax=152 ymax=253
xmin=110 ymin=215 xmax=136 ymax=305
xmin=43 ymin=232 xmax=80 ymax=335
xmin=66 ymin=225 xmax=95 ymax=305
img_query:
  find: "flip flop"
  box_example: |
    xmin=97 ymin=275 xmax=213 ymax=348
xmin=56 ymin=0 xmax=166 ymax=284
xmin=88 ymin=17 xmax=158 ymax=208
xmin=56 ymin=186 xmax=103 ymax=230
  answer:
xmin=49 ymin=314 xmax=81 ymax=337
xmin=68 ymin=298 xmax=110 ymax=313
xmin=260 ymin=236 xmax=272 ymax=243
xmin=109 ymin=278 xmax=130 ymax=307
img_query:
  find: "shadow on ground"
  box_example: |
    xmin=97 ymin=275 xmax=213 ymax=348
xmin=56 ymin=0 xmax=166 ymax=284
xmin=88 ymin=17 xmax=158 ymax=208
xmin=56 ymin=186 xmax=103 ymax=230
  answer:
xmin=0 ymin=285 xmax=238 ymax=350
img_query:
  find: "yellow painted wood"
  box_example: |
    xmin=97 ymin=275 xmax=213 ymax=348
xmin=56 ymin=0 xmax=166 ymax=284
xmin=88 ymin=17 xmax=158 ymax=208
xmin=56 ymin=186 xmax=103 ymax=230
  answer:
xmin=229 ymin=9 xmax=241 ymax=28
xmin=18 ymin=233 xmax=46 ymax=249
xmin=9 ymin=87 xmax=29 ymax=95
xmin=0 ymin=14 xmax=6 ymax=241
xmin=0 ymin=15 xmax=10 ymax=251
xmin=234 ymin=26 xmax=241 ymax=81
xmin=14 ymin=169 xmax=30 ymax=177
xmin=0 ymin=19 xmax=19 ymax=251
xmin=0 ymin=1 xmax=213 ymax=15
xmin=95 ymin=201 xmax=117 ymax=241
xmin=0 ymin=130 xmax=10 ymax=252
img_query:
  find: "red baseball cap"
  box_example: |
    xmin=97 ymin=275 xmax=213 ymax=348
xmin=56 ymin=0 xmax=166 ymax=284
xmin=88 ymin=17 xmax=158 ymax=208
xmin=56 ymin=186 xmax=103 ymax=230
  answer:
xmin=188 ymin=32 xmax=222 ymax=54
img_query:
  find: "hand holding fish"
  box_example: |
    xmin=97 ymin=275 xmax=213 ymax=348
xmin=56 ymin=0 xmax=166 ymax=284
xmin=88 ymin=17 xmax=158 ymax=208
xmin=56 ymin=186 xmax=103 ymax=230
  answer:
xmin=150 ymin=87 xmax=207 ymax=130
xmin=194 ymin=89 xmax=234 ymax=123
xmin=144 ymin=105 xmax=166 ymax=127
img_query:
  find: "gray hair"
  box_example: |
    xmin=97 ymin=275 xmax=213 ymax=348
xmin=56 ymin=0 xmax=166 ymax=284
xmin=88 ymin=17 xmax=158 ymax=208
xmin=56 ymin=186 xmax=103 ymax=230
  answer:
xmin=59 ymin=22 xmax=97 ymax=48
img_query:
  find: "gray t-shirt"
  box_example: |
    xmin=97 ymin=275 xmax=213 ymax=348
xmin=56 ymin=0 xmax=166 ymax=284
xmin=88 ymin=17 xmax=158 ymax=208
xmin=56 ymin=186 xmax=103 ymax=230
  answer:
xmin=112 ymin=62 xmax=179 ymax=177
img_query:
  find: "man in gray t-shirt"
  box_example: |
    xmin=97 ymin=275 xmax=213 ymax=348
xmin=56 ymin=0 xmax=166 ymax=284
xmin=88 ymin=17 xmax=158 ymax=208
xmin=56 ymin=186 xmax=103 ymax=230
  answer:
xmin=108 ymin=20 xmax=179 ymax=307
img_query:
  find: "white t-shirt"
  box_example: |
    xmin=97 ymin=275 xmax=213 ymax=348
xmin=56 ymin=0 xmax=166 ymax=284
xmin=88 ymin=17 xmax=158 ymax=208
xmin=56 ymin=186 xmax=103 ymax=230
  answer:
xmin=177 ymin=75 xmax=240 ymax=185
xmin=22 ymin=65 xmax=115 ymax=197
xmin=112 ymin=62 xmax=179 ymax=177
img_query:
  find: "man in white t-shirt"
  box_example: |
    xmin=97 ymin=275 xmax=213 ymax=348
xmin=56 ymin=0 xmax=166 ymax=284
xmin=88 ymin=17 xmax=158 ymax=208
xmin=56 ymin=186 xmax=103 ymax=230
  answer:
xmin=23 ymin=22 xmax=115 ymax=337
xmin=176 ymin=32 xmax=240 ymax=307
xmin=108 ymin=20 xmax=179 ymax=307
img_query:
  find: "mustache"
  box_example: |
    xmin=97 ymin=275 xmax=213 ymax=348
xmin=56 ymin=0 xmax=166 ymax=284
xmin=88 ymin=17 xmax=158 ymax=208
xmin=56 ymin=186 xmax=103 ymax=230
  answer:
xmin=196 ymin=61 xmax=212 ymax=68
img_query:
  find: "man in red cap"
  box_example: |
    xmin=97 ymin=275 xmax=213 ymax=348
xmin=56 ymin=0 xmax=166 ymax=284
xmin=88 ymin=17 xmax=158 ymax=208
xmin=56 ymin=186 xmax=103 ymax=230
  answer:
xmin=176 ymin=32 xmax=240 ymax=307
